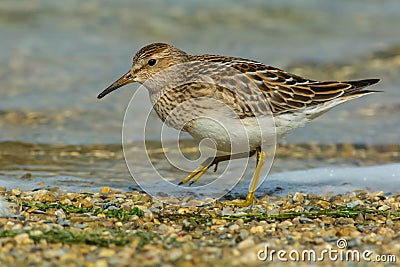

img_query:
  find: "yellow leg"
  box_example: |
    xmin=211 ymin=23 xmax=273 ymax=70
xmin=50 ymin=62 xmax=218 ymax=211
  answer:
xmin=179 ymin=164 xmax=209 ymax=185
xmin=190 ymin=166 xmax=209 ymax=185
xmin=179 ymin=151 xmax=256 ymax=186
xmin=226 ymin=148 xmax=267 ymax=207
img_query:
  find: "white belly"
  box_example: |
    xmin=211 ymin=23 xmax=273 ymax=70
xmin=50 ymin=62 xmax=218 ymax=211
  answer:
xmin=185 ymin=115 xmax=276 ymax=153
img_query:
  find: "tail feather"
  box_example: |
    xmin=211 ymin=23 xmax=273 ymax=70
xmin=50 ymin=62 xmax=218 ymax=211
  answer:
xmin=343 ymin=78 xmax=381 ymax=97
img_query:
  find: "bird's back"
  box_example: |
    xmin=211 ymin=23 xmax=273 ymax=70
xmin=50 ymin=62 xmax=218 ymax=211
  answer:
xmin=191 ymin=54 xmax=380 ymax=115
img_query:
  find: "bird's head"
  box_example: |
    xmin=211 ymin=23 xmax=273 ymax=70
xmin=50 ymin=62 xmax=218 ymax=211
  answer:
xmin=98 ymin=43 xmax=190 ymax=99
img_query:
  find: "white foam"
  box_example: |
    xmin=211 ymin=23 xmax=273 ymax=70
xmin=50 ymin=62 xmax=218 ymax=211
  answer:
xmin=258 ymin=163 xmax=400 ymax=196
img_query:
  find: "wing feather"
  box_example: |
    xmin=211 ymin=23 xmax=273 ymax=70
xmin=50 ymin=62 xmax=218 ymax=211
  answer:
xmin=194 ymin=55 xmax=379 ymax=115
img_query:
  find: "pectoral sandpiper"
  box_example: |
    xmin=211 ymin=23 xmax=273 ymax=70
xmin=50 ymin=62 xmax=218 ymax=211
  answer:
xmin=98 ymin=43 xmax=379 ymax=207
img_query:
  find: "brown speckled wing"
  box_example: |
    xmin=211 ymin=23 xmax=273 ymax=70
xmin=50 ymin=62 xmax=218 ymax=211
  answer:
xmin=194 ymin=56 xmax=379 ymax=114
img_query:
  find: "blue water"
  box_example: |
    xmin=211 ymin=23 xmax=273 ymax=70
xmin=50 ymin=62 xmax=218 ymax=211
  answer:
xmin=0 ymin=0 xmax=399 ymax=145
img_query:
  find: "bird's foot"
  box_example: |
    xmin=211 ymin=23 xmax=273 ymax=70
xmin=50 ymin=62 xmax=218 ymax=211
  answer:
xmin=225 ymin=193 xmax=256 ymax=207
xmin=178 ymin=165 xmax=209 ymax=185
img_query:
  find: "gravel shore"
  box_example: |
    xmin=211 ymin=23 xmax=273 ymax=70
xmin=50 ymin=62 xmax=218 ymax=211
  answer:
xmin=0 ymin=187 xmax=398 ymax=266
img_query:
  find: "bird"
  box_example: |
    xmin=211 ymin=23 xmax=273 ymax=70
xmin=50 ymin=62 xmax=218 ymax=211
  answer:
xmin=97 ymin=43 xmax=380 ymax=207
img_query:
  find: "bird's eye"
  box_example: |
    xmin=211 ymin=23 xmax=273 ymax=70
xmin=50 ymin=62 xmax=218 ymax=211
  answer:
xmin=148 ymin=59 xmax=157 ymax=66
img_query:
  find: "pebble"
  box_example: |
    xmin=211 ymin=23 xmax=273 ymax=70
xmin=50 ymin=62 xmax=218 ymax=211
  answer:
xmin=292 ymin=192 xmax=304 ymax=203
xmin=298 ymin=216 xmax=314 ymax=224
xmin=14 ymin=233 xmax=33 ymax=245
xmin=11 ymin=188 xmax=21 ymax=196
xmin=33 ymin=190 xmax=57 ymax=203
xmin=59 ymin=220 xmax=71 ymax=227
xmin=0 ymin=188 xmax=398 ymax=266
xmin=355 ymin=213 xmax=364 ymax=223
xmin=237 ymin=237 xmax=255 ymax=250
xmin=378 ymin=204 xmax=391 ymax=211
xmin=105 ymin=205 xmax=118 ymax=211
xmin=168 ymin=248 xmax=183 ymax=261
xmin=347 ymin=199 xmax=364 ymax=208
xmin=98 ymin=248 xmax=115 ymax=257
xmin=95 ymin=259 xmax=109 ymax=267
xmin=249 ymin=225 xmax=263 ymax=234
xmin=239 ymin=229 xmax=249 ymax=240
xmin=100 ymin=187 xmax=112 ymax=194
xmin=54 ymin=209 xmax=66 ymax=219
xmin=228 ymin=224 xmax=240 ymax=232
xmin=75 ymin=223 xmax=88 ymax=229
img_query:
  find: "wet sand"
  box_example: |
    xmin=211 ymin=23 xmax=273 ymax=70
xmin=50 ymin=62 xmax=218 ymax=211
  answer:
xmin=0 ymin=141 xmax=399 ymax=193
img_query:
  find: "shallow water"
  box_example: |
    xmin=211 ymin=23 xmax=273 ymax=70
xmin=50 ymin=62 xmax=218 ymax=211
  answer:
xmin=0 ymin=1 xmax=399 ymax=195
xmin=0 ymin=141 xmax=398 ymax=196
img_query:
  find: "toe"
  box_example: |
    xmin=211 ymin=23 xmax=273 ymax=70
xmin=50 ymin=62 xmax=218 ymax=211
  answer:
xmin=225 ymin=196 xmax=255 ymax=207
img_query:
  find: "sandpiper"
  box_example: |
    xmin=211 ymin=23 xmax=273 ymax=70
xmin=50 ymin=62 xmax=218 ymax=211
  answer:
xmin=98 ymin=43 xmax=379 ymax=207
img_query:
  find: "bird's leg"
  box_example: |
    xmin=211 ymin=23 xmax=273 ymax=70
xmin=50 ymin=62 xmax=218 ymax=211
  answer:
xmin=179 ymin=151 xmax=255 ymax=186
xmin=178 ymin=157 xmax=213 ymax=185
xmin=187 ymin=155 xmax=228 ymax=186
xmin=226 ymin=147 xmax=267 ymax=207
xmin=213 ymin=150 xmax=256 ymax=172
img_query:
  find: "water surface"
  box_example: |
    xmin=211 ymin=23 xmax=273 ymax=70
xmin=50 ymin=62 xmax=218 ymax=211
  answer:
xmin=0 ymin=0 xmax=399 ymax=194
